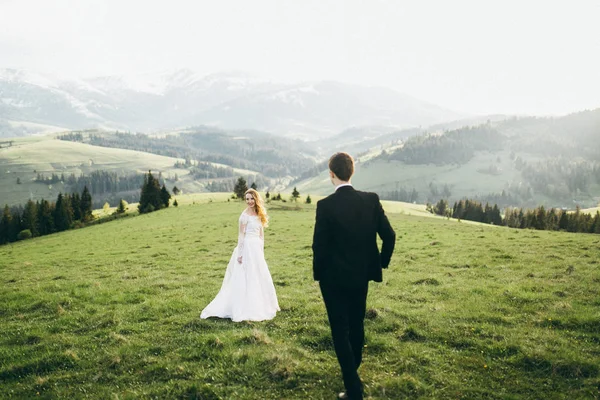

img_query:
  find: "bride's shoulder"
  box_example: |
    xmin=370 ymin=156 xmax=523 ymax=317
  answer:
xmin=239 ymin=209 xmax=255 ymax=220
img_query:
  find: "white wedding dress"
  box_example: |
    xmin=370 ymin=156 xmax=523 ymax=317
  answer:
xmin=200 ymin=211 xmax=280 ymax=322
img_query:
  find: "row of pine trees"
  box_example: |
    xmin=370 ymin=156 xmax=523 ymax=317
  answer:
xmin=0 ymin=187 xmax=93 ymax=244
xmin=1 ymin=171 xmax=174 ymax=245
xmin=430 ymin=198 xmax=600 ymax=234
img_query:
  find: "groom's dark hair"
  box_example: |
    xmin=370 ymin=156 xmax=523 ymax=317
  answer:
xmin=329 ymin=152 xmax=354 ymax=181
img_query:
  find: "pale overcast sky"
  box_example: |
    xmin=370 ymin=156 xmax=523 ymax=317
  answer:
xmin=1 ymin=0 xmax=599 ymax=115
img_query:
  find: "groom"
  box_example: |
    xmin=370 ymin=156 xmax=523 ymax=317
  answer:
xmin=312 ymin=152 xmax=396 ymax=399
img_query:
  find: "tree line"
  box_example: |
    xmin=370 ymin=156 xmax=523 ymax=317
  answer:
xmin=379 ymin=187 xmax=420 ymax=203
xmin=0 ymin=187 xmax=93 ymax=245
xmin=1 ymin=171 xmax=175 ymax=245
xmin=429 ymin=198 xmax=600 ymax=234
xmin=516 ymin=157 xmax=600 ymax=201
xmin=35 ymin=170 xmax=147 ymax=197
xmin=58 ymin=130 xmax=317 ymax=178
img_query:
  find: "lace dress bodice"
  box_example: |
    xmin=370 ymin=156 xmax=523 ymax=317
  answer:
xmin=240 ymin=212 xmax=263 ymax=238
xmin=237 ymin=211 xmax=263 ymax=257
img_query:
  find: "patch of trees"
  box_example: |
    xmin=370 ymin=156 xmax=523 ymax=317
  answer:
xmin=379 ymin=187 xmax=419 ymax=203
xmin=206 ymin=180 xmax=236 ymax=193
xmin=476 ymin=164 xmax=502 ymax=176
xmin=35 ymin=173 xmax=63 ymax=184
xmin=67 ymin=171 xmax=146 ymax=196
xmin=504 ymin=206 xmax=600 ymax=234
xmin=447 ymin=199 xmax=503 ymax=225
xmin=500 ymin=109 xmax=600 ymax=160
xmin=35 ymin=170 xmax=147 ymax=196
xmin=87 ymin=132 xmax=187 ymax=159
xmin=429 ymin=198 xmax=600 ymax=234
xmin=138 ymin=171 xmax=171 ymax=214
xmin=189 ymin=162 xmax=236 ymax=180
xmin=57 ymin=132 xmax=84 ymax=142
xmin=516 ymin=158 xmax=600 ymax=200
xmin=377 ymin=125 xmax=504 ymax=166
xmin=469 ymin=190 xmax=529 ymax=209
xmin=58 ymin=129 xmax=317 ymax=178
xmin=0 ymin=187 xmax=93 ymax=245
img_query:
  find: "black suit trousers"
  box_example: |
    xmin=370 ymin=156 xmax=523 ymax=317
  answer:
xmin=319 ymin=281 xmax=369 ymax=399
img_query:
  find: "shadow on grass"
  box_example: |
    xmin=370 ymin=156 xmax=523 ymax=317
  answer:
xmin=0 ymin=354 xmax=77 ymax=381
xmin=514 ymin=355 xmax=599 ymax=379
xmin=399 ymin=327 xmax=426 ymax=342
xmin=540 ymin=317 xmax=600 ymax=334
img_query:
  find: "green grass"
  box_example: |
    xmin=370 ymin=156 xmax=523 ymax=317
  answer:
xmin=1 ymin=199 xmax=599 ymax=399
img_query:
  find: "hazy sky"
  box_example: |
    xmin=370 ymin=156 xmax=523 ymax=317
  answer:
xmin=1 ymin=0 xmax=599 ymax=115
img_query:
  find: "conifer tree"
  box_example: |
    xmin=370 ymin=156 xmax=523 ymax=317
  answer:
xmin=21 ymin=200 xmax=38 ymax=237
xmin=139 ymin=171 xmax=162 ymax=213
xmin=71 ymin=193 xmax=82 ymax=221
xmin=593 ymin=211 xmax=600 ymax=234
xmin=291 ymin=187 xmax=300 ymax=202
xmin=251 ymin=182 xmax=257 ymax=190
xmin=305 ymin=195 xmax=312 ymax=204
xmin=518 ymin=209 xmax=526 ymax=229
xmin=37 ymin=199 xmax=54 ymax=236
xmin=53 ymin=193 xmax=73 ymax=232
xmin=491 ymin=204 xmax=502 ymax=226
xmin=434 ymin=199 xmax=448 ymax=217
xmin=116 ymin=199 xmax=128 ymax=214
xmin=80 ymin=186 xmax=93 ymax=221
xmin=233 ymin=177 xmax=248 ymax=199
xmin=0 ymin=205 xmax=16 ymax=244
xmin=535 ymin=206 xmax=547 ymax=230
xmin=160 ymin=184 xmax=171 ymax=208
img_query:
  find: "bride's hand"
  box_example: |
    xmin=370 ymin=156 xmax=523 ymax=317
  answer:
xmin=237 ymin=256 xmax=242 ymax=264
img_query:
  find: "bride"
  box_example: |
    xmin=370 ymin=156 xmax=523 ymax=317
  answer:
xmin=201 ymin=188 xmax=280 ymax=322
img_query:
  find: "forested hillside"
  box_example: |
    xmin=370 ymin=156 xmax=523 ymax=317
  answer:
xmin=296 ymin=109 xmax=600 ymax=209
xmin=58 ymin=127 xmax=317 ymax=178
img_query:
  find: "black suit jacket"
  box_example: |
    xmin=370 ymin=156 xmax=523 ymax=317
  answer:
xmin=312 ymin=186 xmax=396 ymax=288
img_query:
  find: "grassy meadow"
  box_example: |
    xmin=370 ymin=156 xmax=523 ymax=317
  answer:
xmin=1 ymin=198 xmax=599 ymax=399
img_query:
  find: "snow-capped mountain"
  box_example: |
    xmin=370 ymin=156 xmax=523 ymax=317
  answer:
xmin=0 ymin=68 xmax=466 ymax=138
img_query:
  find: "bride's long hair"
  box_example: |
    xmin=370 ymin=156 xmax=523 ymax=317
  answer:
xmin=245 ymin=188 xmax=269 ymax=227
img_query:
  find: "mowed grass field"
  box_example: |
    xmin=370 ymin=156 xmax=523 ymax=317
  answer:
xmin=1 ymin=199 xmax=599 ymax=399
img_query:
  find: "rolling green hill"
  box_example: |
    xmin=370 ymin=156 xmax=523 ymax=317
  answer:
xmin=0 ymin=136 xmax=261 ymax=208
xmin=294 ymin=109 xmax=600 ymax=210
xmin=1 ymin=199 xmax=599 ymax=398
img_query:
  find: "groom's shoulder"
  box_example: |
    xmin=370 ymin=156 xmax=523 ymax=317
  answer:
xmin=317 ymin=193 xmax=335 ymax=206
xmin=356 ymin=189 xmax=380 ymax=202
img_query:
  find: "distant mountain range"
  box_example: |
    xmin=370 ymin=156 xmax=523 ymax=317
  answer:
xmin=0 ymin=68 xmax=466 ymax=139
